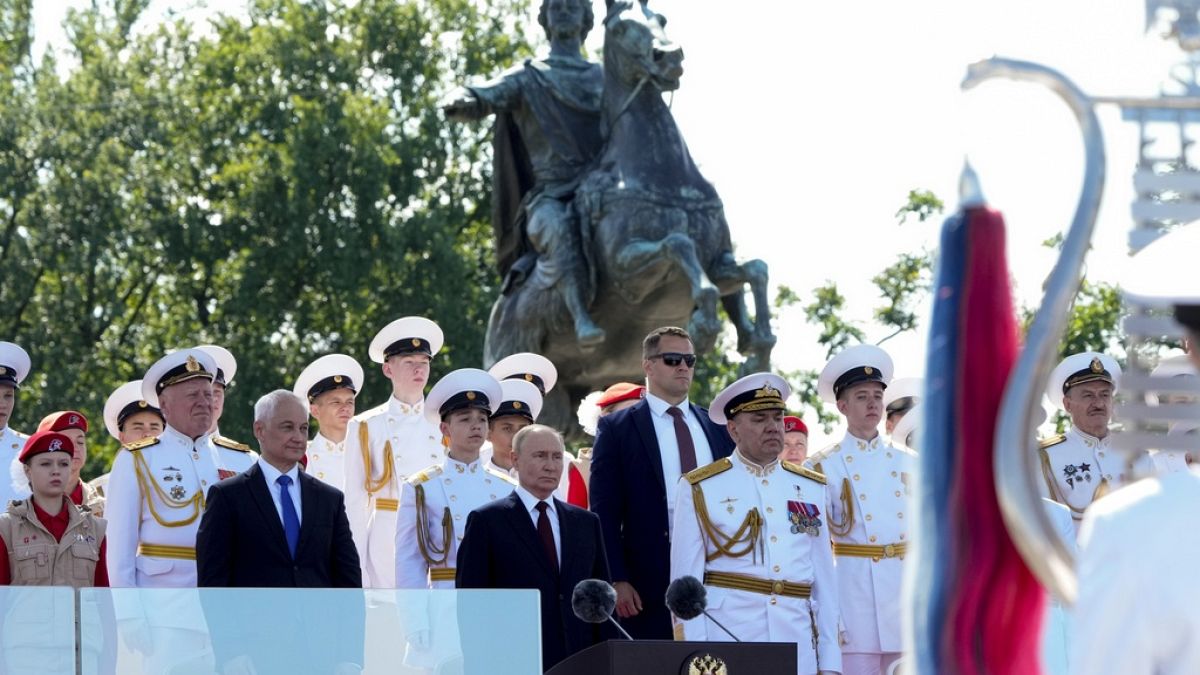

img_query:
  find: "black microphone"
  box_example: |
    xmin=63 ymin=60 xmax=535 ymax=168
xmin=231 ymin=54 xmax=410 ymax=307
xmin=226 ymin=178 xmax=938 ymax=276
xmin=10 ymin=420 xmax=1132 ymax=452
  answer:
xmin=665 ymin=576 xmax=741 ymax=642
xmin=572 ymin=579 xmax=633 ymax=640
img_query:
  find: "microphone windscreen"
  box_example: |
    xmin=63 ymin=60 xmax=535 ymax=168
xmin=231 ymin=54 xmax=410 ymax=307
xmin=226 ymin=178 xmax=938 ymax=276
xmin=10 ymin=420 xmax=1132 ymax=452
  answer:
xmin=572 ymin=579 xmax=617 ymax=624
xmin=665 ymin=576 xmax=707 ymax=621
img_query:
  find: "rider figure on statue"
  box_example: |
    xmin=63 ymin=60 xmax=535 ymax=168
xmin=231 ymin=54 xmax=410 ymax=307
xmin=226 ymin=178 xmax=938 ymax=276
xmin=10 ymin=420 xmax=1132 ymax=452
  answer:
xmin=443 ymin=0 xmax=606 ymax=347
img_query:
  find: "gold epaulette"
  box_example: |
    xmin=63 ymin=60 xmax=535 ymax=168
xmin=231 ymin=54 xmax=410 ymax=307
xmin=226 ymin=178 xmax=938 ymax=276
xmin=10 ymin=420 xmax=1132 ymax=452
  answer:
xmin=123 ymin=437 xmax=161 ymax=452
xmin=487 ymin=466 xmax=517 ymax=484
xmin=1038 ymin=434 xmax=1067 ymax=450
xmin=406 ymin=464 xmax=443 ymax=486
xmin=782 ymin=461 xmax=826 ymax=484
xmin=212 ymin=436 xmax=252 ymax=453
xmin=685 ymin=457 xmax=733 ymax=485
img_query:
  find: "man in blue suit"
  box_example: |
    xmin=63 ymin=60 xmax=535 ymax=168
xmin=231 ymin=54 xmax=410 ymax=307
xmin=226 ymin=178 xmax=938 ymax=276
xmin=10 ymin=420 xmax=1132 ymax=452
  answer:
xmin=589 ymin=326 xmax=736 ymax=639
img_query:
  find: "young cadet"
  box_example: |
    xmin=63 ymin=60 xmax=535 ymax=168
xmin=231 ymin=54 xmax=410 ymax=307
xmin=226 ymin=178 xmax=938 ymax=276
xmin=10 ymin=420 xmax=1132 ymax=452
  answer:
xmin=486 ymin=352 xmax=573 ymax=498
xmin=0 ymin=342 xmax=32 ymax=508
xmin=394 ymin=369 xmax=516 ymax=671
xmin=484 ymin=379 xmax=543 ymax=477
xmin=196 ymin=344 xmax=257 ymax=479
xmin=0 ymin=430 xmax=108 ymax=586
xmin=27 ymin=412 xmax=104 ymax=516
xmin=807 ymin=344 xmax=914 ymax=675
xmin=671 ymin=373 xmax=840 ymax=674
xmin=90 ymin=380 xmax=166 ymax=501
xmin=344 ymin=316 xmax=447 ymax=588
xmin=293 ymin=353 xmax=365 ymax=491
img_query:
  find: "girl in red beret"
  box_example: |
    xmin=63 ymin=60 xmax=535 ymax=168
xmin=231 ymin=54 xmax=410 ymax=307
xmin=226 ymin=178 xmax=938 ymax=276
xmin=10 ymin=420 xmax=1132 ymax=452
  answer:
xmin=0 ymin=430 xmax=108 ymax=586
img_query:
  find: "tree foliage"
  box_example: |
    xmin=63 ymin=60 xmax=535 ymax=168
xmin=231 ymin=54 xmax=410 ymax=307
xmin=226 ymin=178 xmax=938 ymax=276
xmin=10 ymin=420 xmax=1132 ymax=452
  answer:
xmin=1 ymin=0 xmax=534 ymax=476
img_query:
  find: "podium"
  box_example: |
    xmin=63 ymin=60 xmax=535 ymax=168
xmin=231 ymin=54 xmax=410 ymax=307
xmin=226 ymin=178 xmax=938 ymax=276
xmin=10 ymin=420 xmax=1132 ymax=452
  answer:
xmin=545 ymin=640 xmax=797 ymax=675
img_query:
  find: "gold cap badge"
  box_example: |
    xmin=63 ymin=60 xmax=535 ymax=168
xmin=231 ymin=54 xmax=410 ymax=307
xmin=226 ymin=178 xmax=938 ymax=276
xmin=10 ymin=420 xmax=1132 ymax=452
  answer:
xmin=513 ymin=401 xmax=523 ymax=409
xmin=524 ymin=374 xmax=534 ymax=381
xmin=185 ymin=355 xmax=200 ymax=372
xmin=138 ymin=401 xmax=148 ymax=408
xmin=466 ymin=391 xmax=476 ymax=401
xmin=864 ymin=366 xmax=874 ymax=376
xmin=411 ymin=338 xmax=421 ymax=347
xmin=1090 ymin=357 xmax=1103 ymax=373
xmin=334 ymin=375 xmax=343 ymax=383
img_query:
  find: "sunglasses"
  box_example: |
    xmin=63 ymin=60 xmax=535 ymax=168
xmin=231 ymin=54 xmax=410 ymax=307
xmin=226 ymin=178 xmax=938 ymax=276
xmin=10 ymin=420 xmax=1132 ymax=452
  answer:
xmin=650 ymin=352 xmax=697 ymax=368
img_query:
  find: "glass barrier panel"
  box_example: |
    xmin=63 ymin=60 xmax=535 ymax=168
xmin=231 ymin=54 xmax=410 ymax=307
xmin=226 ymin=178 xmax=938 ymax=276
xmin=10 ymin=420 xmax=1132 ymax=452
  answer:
xmin=79 ymin=588 xmax=542 ymax=675
xmin=0 ymin=586 xmax=78 ymax=675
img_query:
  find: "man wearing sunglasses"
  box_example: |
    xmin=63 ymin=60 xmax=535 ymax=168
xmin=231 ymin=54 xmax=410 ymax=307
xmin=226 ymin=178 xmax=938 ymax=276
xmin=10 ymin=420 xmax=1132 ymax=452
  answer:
xmin=589 ymin=326 xmax=735 ymax=639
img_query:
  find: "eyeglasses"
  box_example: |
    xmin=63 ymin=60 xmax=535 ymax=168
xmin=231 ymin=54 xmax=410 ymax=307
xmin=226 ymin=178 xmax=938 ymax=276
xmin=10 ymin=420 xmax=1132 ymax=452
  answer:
xmin=649 ymin=352 xmax=697 ymax=368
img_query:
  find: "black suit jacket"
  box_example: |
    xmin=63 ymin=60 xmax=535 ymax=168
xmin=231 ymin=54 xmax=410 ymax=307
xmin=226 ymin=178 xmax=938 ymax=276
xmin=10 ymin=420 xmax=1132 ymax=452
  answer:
xmin=456 ymin=491 xmax=611 ymax=672
xmin=196 ymin=462 xmax=364 ymax=671
xmin=587 ymin=398 xmax=734 ymax=638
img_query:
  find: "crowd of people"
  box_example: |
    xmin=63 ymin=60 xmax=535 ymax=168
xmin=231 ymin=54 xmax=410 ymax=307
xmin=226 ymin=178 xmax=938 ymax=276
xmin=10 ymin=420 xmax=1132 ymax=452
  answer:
xmin=0 ymin=277 xmax=1198 ymax=674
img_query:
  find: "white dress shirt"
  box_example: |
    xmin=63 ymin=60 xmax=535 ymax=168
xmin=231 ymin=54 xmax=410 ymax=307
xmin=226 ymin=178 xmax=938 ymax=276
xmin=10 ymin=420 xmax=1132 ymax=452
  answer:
xmin=644 ymin=393 xmax=714 ymax=523
xmin=257 ymin=457 xmax=302 ymax=527
xmin=514 ymin=485 xmax=560 ymax=564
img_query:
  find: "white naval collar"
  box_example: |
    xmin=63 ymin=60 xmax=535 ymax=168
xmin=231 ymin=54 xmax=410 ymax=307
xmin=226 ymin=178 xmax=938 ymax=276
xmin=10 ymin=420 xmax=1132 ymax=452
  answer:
xmin=645 ymin=392 xmax=693 ymax=419
xmin=486 ymin=459 xmax=515 ymax=477
xmin=315 ymin=432 xmax=346 ymax=450
xmin=162 ymin=424 xmax=204 ymax=447
xmin=733 ymin=448 xmax=780 ymax=477
xmin=1068 ymin=425 xmax=1111 ymax=449
xmin=387 ymin=396 xmax=425 ymax=417
xmin=444 ymin=453 xmax=483 ymax=475
xmin=841 ymin=429 xmax=884 ymax=451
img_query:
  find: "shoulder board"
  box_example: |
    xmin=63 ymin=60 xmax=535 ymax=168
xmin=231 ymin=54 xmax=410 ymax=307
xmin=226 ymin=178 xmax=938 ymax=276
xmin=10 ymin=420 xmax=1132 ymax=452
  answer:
xmin=406 ymin=464 xmax=444 ymax=486
xmin=213 ymin=436 xmax=252 ymax=453
xmin=807 ymin=443 xmax=839 ymax=463
xmin=485 ymin=464 xmax=517 ymax=484
xmin=685 ymin=457 xmax=733 ymax=485
xmin=1038 ymin=434 xmax=1067 ymax=450
xmin=123 ymin=437 xmax=161 ymax=452
xmin=355 ymin=403 xmax=388 ymax=421
xmin=782 ymin=461 xmax=826 ymax=484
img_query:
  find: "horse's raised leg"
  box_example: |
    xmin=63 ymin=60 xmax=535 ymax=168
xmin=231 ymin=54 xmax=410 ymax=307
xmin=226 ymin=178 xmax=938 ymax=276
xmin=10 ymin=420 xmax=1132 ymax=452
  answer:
xmin=615 ymin=232 xmax=721 ymax=350
xmin=710 ymin=254 xmax=776 ymax=370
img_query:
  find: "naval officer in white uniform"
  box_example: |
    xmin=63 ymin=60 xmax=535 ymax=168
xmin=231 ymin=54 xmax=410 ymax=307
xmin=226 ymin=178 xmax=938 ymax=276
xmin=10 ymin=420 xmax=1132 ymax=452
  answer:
xmin=294 ymin=353 xmax=364 ymax=491
xmin=0 ymin=342 xmax=31 ymax=508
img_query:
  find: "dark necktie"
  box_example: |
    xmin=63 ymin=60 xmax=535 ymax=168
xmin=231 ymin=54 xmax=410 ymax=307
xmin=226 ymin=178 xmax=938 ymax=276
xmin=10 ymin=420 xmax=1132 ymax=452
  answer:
xmin=667 ymin=406 xmax=698 ymax=473
xmin=277 ymin=475 xmax=301 ymax=558
xmin=535 ymin=501 xmax=559 ymax=575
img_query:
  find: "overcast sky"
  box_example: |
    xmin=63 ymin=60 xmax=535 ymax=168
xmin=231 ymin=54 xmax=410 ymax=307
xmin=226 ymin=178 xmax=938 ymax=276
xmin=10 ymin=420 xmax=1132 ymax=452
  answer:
xmin=33 ymin=0 xmax=1189 ymax=448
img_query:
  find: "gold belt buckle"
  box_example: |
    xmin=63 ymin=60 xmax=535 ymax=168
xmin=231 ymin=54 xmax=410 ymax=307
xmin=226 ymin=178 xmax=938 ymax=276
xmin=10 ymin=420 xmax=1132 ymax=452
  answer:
xmin=771 ymin=581 xmax=784 ymax=595
xmin=883 ymin=544 xmax=896 ymax=558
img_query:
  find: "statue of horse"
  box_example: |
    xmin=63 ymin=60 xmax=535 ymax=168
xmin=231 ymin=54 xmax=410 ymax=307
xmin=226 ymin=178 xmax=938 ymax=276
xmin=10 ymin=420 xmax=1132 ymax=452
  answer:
xmin=484 ymin=0 xmax=776 ymax=429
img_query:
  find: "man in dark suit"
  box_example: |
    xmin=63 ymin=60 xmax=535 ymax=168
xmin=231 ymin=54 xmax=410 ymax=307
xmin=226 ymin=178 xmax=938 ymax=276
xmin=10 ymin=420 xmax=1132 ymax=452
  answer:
xmin=589 ymin=326 xmax=736 ymax=639
xmin=457 ymin=424 xmax=611 ymax=672
xmin=196 ymin=389 xmax=363 ymax=675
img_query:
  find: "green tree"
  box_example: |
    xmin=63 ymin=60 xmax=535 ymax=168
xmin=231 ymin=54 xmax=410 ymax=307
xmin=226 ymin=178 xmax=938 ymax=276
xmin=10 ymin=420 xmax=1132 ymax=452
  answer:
xmin=1 ymin=0 xmax=534 ymax=476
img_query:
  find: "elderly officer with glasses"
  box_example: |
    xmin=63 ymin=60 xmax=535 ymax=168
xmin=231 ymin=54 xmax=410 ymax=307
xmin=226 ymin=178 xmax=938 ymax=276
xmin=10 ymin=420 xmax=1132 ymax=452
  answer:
xmin=589 ymin=326 xmax=735 ymax=640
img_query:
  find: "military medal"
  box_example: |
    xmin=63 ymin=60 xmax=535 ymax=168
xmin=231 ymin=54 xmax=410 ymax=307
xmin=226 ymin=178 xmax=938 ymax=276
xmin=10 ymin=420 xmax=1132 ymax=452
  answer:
xmin=170 ymin=485 xmax=186 ymax=500
xmin=787 ymin=500 xmax=822 ymax=536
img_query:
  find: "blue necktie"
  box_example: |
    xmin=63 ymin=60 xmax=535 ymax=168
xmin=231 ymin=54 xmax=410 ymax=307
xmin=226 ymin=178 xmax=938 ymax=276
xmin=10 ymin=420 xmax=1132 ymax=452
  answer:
xmin=277 ymin=475 xmax=300 ymax=558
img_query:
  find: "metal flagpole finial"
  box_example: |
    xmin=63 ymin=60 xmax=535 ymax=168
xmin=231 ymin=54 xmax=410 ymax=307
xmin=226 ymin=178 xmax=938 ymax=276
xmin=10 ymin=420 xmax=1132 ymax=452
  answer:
xmin=958 ymin=160 xmax=987 ymax=209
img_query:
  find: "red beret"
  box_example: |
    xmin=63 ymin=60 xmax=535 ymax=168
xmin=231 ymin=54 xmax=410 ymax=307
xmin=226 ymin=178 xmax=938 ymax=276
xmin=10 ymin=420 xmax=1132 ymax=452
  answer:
xmin=784 ymin=415 xmax=807 ymax=435
xmin=37 ymin=410 xmax=89 ymax=433
xmin=20 ymin=430 xmax=75 ymax=463
xmin=597 ymin=382 xmax=645 ymax=409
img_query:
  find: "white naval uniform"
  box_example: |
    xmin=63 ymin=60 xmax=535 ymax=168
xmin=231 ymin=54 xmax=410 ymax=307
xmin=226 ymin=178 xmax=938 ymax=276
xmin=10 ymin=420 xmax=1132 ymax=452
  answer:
xmin=1072 ymin=469 xmax=1200 ymax=675
xmin=0 ymin=426 xmax=28 ymax=507
xmin=344 ymin=397 xmax=445 ymax=587
xmin=394 ymin=456 xmax=516 ymax=669
xmin=200 ymin=430 xmax=257 ymax=482
xmin=1038 ymin=426 xmax=1135 ymax=529
xmin=306 ymin=433 xmax=349 ymax=491
xmin=671 ymin=451 xmax=841 ymax=674
xmin=105 ymin=425 xmax=216 ymax=673
xmin=482 ymin=449 xmax=571 ymax=501
xmin=807 ymin=431 xmax=914 ymax=666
